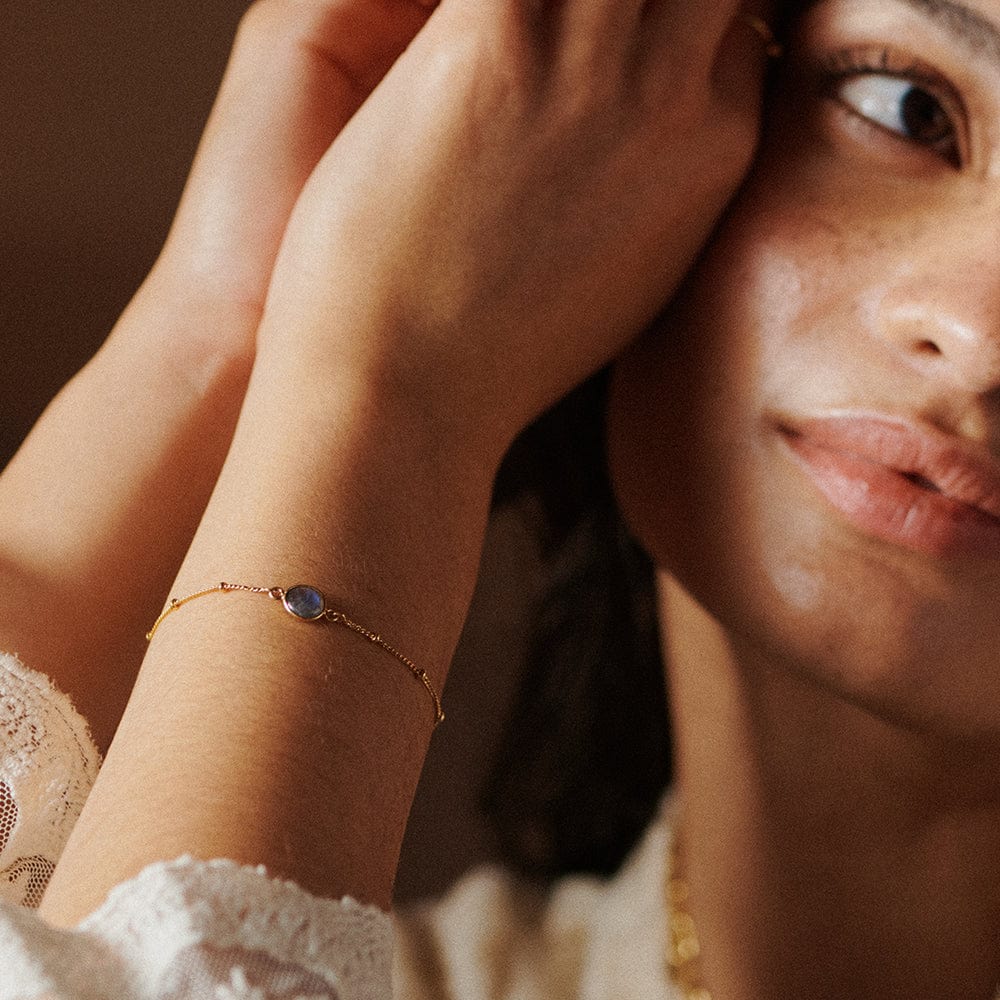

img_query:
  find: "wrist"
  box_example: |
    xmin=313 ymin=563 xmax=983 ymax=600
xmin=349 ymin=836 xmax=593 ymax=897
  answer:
xmin=117 ymin=263 xmax=259 ymax=398
xmin=251 ymin=338 xmax=511 ymax=492
xmin=177 ymin=357 xmax=501 ymax=690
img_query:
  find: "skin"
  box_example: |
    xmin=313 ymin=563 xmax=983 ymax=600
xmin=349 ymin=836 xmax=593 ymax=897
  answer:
xmin=13 ymin=0 xmax=1000 ymax=995
xmin=25 ymin=0 xmax=773 ymax=928
xmin=609 ymin=0 xmax=1000 ymax=995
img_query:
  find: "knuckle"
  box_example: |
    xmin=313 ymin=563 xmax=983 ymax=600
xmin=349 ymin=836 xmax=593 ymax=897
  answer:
xmin=490 ymin=7 xmax=547 ymax=74
xmin=236 ymin=0 xmax=281 ymax=39
xmin=440 ymin=13 xmax=546 ymax=114
xmin=235 ymin=0 xmax=324 ymax=47
xmin=716 ymin=115 xmax=760 ymax=176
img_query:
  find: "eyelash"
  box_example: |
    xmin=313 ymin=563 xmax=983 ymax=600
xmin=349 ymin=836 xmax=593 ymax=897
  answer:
xmin=818 ymin=46 xmax=966 ymax=168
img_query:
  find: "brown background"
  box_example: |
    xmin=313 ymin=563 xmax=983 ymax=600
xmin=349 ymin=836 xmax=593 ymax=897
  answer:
xmin=3 ymin=3 xmax=532 ymax=903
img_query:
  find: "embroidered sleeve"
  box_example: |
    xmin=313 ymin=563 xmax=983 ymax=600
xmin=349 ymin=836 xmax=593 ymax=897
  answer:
xmin=0 ymin=651 xmax=100 ymax=909
xmin=0 ymin=652 xmax=393 ymax=1000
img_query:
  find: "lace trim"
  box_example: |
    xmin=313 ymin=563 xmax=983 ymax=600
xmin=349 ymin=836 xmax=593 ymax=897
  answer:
xmin=0 ymin=652 xmax=101 ymax=907
xmin=0 ymin=652 xmax=100 ymax=775
xmin=77 ymin=856 xmax=393 ymax=999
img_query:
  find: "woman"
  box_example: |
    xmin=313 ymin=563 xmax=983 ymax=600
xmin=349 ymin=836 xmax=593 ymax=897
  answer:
xmin=2 ymin=0 xmax=998 ymax=997
xmin=611 ymin=0 xmax=1000 ymax=995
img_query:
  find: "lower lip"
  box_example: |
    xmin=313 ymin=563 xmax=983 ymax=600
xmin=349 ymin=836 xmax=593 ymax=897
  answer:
xmin=780 ymin=430 xmax=1000 ymax=558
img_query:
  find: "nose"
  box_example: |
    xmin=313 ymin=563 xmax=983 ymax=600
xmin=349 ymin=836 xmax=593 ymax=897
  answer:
xmin=874 ymin=222 xmax=1000 ymax=396
xmin=876 ymin=298 xmax=1000 ymax=393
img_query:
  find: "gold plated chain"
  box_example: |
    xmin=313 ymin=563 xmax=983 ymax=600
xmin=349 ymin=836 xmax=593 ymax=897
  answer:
xmin=666 ymin=828 xmax=712 ymax=1000
xmin=146 ymin=582 xmax=444 ymax=728
xmin=666 ymin=822 xmax=1000 ymax=1000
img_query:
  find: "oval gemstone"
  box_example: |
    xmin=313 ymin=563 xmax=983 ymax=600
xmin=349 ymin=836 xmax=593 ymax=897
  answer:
xmin=283 ymin=585 xmax=326 ymax=621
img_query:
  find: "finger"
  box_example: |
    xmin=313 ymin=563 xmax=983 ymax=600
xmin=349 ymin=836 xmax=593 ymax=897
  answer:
xmin=565 ymin=0 xmax=646 ymax=60
xmin=640 ymin=0 xmax=747 ymax=68
xmin=231 ymin=0 xmax=435 ymax=100
xmin=712 ymin=3 xmax=781 ymax=111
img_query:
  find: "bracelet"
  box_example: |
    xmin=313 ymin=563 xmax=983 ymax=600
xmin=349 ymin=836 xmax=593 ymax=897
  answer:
xmin=146 ymin=582 xmax=444 ymax=729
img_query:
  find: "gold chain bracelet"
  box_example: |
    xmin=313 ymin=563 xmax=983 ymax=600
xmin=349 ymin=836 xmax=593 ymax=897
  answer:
xmin=146 ymin=582 xmax=444 ymax=729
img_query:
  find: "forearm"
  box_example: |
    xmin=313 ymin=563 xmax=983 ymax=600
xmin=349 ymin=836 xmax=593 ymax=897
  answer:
xmin=37 ymin=357 xmax=497 ymax=926
xmin=29 ymin=0 xmax=771 ymax=929
xmin=0 ymin=0 xmax=438 ymax=755
xmin=0 ymin=272 xmax=253 ymax=751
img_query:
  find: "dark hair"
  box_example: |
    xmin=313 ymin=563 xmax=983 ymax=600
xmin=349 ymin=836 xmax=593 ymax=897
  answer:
xmin=477 ymin=2 xmax=809 ymax=882
xmin=482 ymin=369 xmax=672 ymax=884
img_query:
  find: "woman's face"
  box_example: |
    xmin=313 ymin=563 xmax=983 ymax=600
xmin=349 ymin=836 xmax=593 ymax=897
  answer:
xmin=608 ymin=0 xmax=1000 ymax=738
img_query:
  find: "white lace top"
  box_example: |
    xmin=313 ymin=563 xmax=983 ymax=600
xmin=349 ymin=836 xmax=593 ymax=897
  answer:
xmin=0 ymin=650 xmax=679 ymax=1000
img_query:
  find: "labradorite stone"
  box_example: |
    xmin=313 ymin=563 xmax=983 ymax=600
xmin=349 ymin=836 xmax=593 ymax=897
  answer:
xmin=283 ymin=585 xmax=326 ymax=621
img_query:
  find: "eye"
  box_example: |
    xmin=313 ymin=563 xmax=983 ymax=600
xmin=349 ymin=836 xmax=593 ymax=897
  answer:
xmin=835 ymin=73 xmax=960 ymax=165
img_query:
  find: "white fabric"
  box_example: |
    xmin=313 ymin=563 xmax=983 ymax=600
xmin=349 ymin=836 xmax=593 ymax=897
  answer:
xmin=0 ymin=649 xmax=679 ymax=1000
xmin=0 ymin=652 xmax=100 ymax=910
xmin=392 ymin=808 xmax=675 ymax=999
xmin=0 ymin=855 xmax=391 ymax=1000
xmin=0 ymin=651 xmax=392 ymax=1000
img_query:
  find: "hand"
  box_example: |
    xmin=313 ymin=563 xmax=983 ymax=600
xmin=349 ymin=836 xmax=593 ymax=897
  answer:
xmin=258 ymin=0 xmax=774 ymax=460
xmin=34 ymin=1 xmax=778 ymax=915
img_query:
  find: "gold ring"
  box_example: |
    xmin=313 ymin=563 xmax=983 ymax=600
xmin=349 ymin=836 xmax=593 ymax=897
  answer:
xmin=737 ymin=13 xmax=784 ymax=59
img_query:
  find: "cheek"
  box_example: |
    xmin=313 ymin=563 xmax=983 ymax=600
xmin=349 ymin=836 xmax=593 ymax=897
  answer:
xmin=606 ymin=186 xmax=824 ymax=582
xmin=605 ymin=144 xmax=905 ymax=573
xmin=607 ymin=161 xmax=914 ymax=624
xmin=607 ymin=185 xmax=1000 ymax=737
xmin=607 ymin=68 xmax=1000 ymax=734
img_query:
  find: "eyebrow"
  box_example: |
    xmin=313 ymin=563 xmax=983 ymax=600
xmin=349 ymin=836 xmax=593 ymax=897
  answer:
xmin=875 ymin=0 xmax=1000 ymax=67
xmin=798 ymin=0 xmax=1000 ymax=67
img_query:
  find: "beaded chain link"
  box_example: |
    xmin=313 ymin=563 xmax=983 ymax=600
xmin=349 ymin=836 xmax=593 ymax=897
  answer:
xmin=667 ymin=828 xmax=712 ymax=1000
xmin=146 ymin=582 xmax=444 ymax=729
xmin=666 ymin=822 xmax=1000 ymax=1000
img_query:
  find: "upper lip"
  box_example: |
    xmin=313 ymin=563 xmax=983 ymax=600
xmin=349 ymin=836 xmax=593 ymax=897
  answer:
xmin=776 ymin=413 xmax=1000 ymax=521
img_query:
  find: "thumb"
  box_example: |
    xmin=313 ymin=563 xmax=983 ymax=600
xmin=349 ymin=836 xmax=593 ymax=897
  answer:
xmin=712 ymin=3 xmax=782 ymax=113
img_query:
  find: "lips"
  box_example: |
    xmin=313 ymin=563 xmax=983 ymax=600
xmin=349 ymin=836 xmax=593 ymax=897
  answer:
xmin=776 ymin=415 xmax=1000 ymax=557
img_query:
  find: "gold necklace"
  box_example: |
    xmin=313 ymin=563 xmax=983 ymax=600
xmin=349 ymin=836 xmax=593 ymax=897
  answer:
xmin=666 ymin=825 xmax=1000 ymax=1000
xmin=666 ymin=828 xmax=712 ymax=1000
